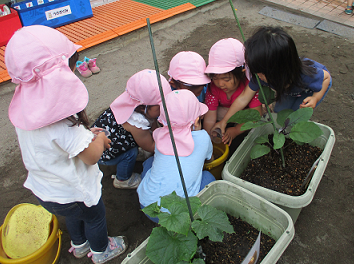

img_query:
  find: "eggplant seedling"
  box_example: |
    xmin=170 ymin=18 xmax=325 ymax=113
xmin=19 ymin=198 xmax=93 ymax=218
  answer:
xmin=228 ymin=86 xmax=323 ymax=165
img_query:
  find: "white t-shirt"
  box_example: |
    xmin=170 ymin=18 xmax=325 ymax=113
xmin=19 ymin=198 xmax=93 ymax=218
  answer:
xmin=137 ymin=130 xmax=213 ymax=208
xmin=16 ymin=119 xmax=103 ymax=207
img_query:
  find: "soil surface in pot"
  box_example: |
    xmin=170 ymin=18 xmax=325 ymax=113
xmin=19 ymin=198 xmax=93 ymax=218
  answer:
xmin=200 ymin=214 xmax=276 ymax=264
xmin=239 ymin=138 xmax=323 ymax=196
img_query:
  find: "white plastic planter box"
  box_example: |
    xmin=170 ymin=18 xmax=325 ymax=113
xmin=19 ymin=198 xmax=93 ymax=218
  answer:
xmin=222 ymin=122 xmax=335 ymax=223
xmin=122 ymin=180 xmax=294 ymax=264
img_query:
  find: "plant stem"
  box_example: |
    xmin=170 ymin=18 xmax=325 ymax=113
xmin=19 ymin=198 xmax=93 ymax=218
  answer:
xmin=146 ymin=18 xmax=195 ymax=222
xmin=228 ymin=0 xmax=286 ymax=167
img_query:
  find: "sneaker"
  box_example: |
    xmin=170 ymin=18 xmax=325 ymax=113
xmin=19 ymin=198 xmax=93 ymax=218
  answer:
xmin=89 ymin=236 xmax=128 ymax=264
xmin=68 ymin=240 xmax=90 ymax=258
xmin=112 ymin=173 xmax=141 ymax=189
xmin=345 ymin=6 xmax=353 ymax=15
xmin=76 ymin=61 xmax=92 ymax=77
xmin=136 ymin=147 xmax=153 ymax=161
xmin=84 ymin=56 xmax=101 ymax=74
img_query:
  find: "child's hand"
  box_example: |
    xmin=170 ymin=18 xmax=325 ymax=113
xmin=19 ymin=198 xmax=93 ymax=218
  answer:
xmin=211 ymin=119 xmax=227 ymax=136
xmin=222 ymin=130 xmax=234 ymax=146
xmin=96 ymin=132 xmax=111 ymax=149
xmin=300 ymin=96 xmax=317 ymax=109
xmin=90 ymin=127 xmax=103 ymax=136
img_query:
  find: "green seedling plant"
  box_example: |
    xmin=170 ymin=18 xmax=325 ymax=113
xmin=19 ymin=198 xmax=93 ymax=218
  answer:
xmin=228 ymin=86 xmax=323 ymax=167
xmin=142 ymin=191 xmax=234 ymax=264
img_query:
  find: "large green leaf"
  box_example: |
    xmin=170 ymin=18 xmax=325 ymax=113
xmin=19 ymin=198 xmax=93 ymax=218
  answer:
xmin=161 ymin=191 xmax=201 ymax=215
xmin=255 ymin=135 xmax=269 ymax=144
xmin=227 ymin=108 xmax=261 ymax=124
xmin=258 ymin=86 xmax=275 ymax=105
xmin=142 ymin=202 xmax=161 ymax=218
xmin=158 ymin=204 xmax=191 ymax=235
xmin=273 ymin=131 xmax=285 ymax=150
xmin=289 ymin=121 xmax=323 ymax=143
xmin=191 ymin=205 xmax=234 ymax=242
xmin=276 ymin=109 xmax=294 ymax=126
xmin=287 ymin=107 xmax=313 ymax=126
xmin=241 ymin=120 xmax=269 ymax=131
xmin=147 ymin=227 xmax=198 ymax=264
xmin=250 ymin=144 xmax=271 ymax=159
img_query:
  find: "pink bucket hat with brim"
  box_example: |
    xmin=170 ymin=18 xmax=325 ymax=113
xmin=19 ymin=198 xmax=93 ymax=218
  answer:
xmin=5 ymin=25 xmax=86 ymax=131
xmin=153 ymin=90 xmax=208 ymax=157
xmin=110 ymin=69 xmax=171 ymax=124
xmin=168 ymin=51 xmax=211 ymax=85
xmin=205 ymin=38 xmax=249 ymax=78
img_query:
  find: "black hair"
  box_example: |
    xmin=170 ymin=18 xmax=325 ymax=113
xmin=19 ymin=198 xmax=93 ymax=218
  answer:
xmin=172 ymin=78 xmax=204 ymax=91
xmin=244 ymin=26 xmax=316 ymax=102
xmin=68 ymin=110 xmax=90 ymax=129
xmin=207 ymin=65 xmax=247 ymax=96
xmin=69 ymin=51 xmax=79 ymax=71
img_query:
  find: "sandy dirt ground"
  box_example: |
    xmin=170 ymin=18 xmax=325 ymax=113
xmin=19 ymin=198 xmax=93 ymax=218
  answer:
xmin=0 ymin=0 xmax=353 ymax=263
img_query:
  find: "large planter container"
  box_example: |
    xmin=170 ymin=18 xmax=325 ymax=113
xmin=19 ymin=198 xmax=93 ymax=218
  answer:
xmin=222 ymin=122 xmax=335 ymax=223
xmin=122 ymin=180 xmax=295 ymax=264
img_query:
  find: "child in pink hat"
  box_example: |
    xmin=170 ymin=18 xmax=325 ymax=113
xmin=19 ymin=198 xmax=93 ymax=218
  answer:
xmin=203 ymin=38 xmax=262 ymax=146
xmin=168 ymin=51 xmax=211 ymax=102
xmin=212 ymin=28 xmax=331 ymax=139
xmin=137 ymin=90 xmax=215 ymax=223
xmin=5 ymin=25 xmax=127 ymax=263
xmin=92 ymin=69 xmax=172 ymax=189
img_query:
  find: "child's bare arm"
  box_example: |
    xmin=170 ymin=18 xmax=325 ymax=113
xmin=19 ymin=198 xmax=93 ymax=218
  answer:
xmin=128 ymin=125 xmax=155 ymax=153
xmin=203 ymin=110 xmax=217 ymax=134
xmin=78 ymin=132 xmax=111 ymax=165
xmin=212 ymin=86 xmax=256 ymax=135
xmin=300 ymin=70 xmax=331 ymax=109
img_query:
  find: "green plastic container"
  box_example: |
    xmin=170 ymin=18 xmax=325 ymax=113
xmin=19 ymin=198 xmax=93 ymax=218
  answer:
xmin=222 ymin=122 xmax=335 ymax=223
xmin=122 ymin=181 xmax=294 ymax=264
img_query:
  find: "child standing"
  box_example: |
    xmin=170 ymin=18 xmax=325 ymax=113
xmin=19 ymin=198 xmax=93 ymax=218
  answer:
xmin=5 ymin=25 xmax=126 ymax=263
xmin=212 ymin=26 xmax=332 ymax=135
xmin=92 ymin=69 xmax=172 ymax=189
xmin=168 ymin=51 xmax=211 ymax=102
xmin=137 ymin=90 xmax=215 ymax=223
xmin=203 ymin=38 xmax=262 ymax=146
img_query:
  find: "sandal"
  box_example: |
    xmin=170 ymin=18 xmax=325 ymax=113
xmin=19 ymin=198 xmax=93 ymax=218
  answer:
xmin=345 ymin=6 xmax=353 ymax=15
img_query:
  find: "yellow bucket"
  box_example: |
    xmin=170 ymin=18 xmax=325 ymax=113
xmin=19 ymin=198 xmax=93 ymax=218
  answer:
xmin=0 ymin=204 xmax=61 ymax=264
xmin=203 ymin=142 xmax=229 ymax=180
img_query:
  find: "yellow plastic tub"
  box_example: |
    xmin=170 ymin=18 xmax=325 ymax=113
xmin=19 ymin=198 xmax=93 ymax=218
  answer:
xmin=203 ymin=142 xmax=229 ymax=180
xmin=0 ymin=206 xmax=61 ymax=264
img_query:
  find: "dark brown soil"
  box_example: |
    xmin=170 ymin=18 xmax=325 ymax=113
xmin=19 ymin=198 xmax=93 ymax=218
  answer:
xmin=200 ymin=214 xmax=276 ymax=264
xmin=239 ymin=138 xmax=323 ymax=196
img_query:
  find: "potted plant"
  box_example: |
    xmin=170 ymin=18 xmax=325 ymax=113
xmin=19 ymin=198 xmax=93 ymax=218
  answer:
xmin=222 ymin=87 xmax=336 ymax=223
xmin=121 ymin=181 xmax=295 ymax=264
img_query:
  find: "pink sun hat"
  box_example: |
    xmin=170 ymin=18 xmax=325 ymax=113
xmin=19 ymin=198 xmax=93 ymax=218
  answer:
xmin=110 ymin=69 xmax=171 ymax=124
xmin=5 ymin=25 xmax=87 ymax=131
xmin=168 ymin=51 xmax=211 ymax=85
xmin=153 ymin=90 xmax=208 ymax=157
xmin=205 ymin=38 xmax=247 ymax=75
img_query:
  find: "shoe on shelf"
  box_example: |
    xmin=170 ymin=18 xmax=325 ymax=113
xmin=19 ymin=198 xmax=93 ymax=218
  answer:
xmin=76 ymin=61 xmax=92 ymax=77
xmin=88 ymin=236 xmax=128 ymax=264
xmin=345 ymin=6 xmax=353 ymax=15
xmin=68 ymin=240 xmax=90 ymax=258
xmin=136 ymin=147 xmax=153 ymax=162
xmin=84 ymin=56 xmax=100 ymax=74
xmin=112 ymin=173 xmax=141 ymax=189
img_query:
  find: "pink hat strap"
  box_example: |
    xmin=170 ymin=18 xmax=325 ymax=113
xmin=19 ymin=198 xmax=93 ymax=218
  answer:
xmin=11 ymin=53 xmax=69 ymax=84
